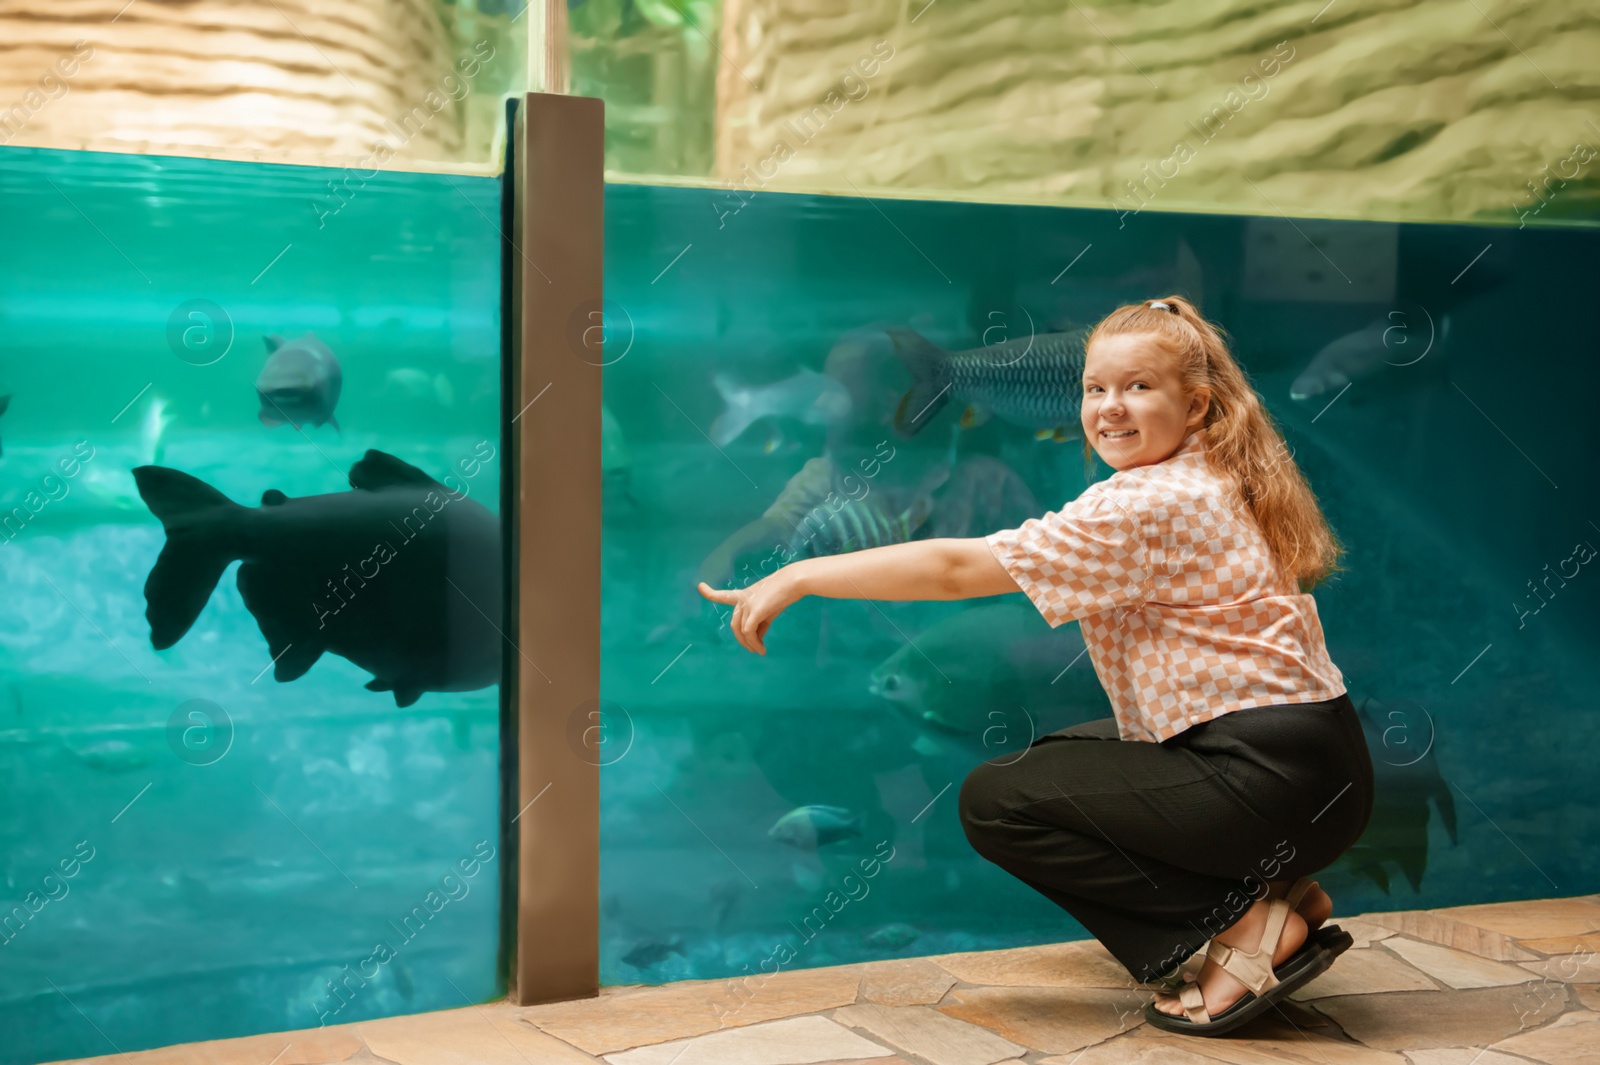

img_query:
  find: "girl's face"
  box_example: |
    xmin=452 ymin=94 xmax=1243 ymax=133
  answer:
xmin=1081 ymin=332 xmax=1210 ymax=470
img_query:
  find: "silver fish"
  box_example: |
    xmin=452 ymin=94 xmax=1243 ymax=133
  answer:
xmin=866 ymin=923 xmax=921 ymax=949
xmin=887 ymin=327 xmax=1088 ymax=441
xmin=768 ymin=804 xmax=862 ymax=850
xmin=622 ymin=936 xmax=685 ymax=970
xmin=256 ymin=333 xmax=343 ymax=431
xmin=1290 ymin=313 xmax=1452 ymax=402
xmin=709 ymin=368 xmax=853 ymax=447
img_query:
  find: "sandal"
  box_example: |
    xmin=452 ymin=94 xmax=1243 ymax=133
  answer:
xmin=1143 ymin=895 xmax=1355 ymax=1036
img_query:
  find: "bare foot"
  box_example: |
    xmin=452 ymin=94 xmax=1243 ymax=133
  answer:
xmin=1153 ymin=896 xmax=1309 ymax=1018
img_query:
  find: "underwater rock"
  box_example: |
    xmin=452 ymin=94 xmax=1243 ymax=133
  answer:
xmin=256 ymin=333 xmax=342 ymax=431
xmin=131 ymin=448 xmax=502 ymax=707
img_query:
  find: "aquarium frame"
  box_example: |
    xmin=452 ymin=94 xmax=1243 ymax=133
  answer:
xmin=506 ymin=90 xmax=604 ymax=1006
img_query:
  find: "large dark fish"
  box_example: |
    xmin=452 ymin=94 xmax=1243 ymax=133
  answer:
xmin=886 ymin=327 xmax=1088 ymax=441
xmin=1335 ymin=694 xmax=1459 ymax=894
xmin=132 ymin=449 xmax=501 ymax=707
xmin=256 ymin=333 xmax=342 ymax=431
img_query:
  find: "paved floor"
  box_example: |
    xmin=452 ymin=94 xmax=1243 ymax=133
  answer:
xmin=47 ymin=894 xmax=1600 ymax=1065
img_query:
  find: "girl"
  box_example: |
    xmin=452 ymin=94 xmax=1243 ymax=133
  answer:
xmin=699 ymin=295 xmax=1374 ymax=1037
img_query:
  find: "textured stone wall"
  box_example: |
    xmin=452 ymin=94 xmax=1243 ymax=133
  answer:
xmin=714 ymin=0 xmax=1599 ymax=224
xmin=0 ymin=0 xmax=520 ymax=171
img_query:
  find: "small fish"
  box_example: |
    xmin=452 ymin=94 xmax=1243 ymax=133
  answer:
xmin=68 ymin=738 xmax=152 ymax=772
xmin=0 ymin=393 xmax=9 ymax=457
xmin=622 ymin=936 xmax=685 ymax=970
xmin=256 ymin=333 xmax=343 ymax=431
xmin=381 ymin=368 xmax=455 ymax=408
xmin=390 ymin=954 xmax=415 ymax=1002
xmin=865 ymin=923 xmax=921 ymax=949
xmin=768 ymin=804 xmax=863 ymax=850
xmin=709 ymin=368 xmax=853 ymax=447
xmin=131 ymin=449 xmax=502 ymax=707
xmin=887 ymin=327 xmax=1089 ymax=441
xmin=1290 ymin=313 xmax=1452 ymax=402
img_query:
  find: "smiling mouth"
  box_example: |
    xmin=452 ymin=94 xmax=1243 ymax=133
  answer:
xmin=1101 ymin=429 xmax=1138 ymax=439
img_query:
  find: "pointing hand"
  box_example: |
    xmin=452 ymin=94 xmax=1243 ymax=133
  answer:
xmin=697 ymin=575 xmax=797 ymax=656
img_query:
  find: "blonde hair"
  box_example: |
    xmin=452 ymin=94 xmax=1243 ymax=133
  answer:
xmin=1084 ymin=295 xmax=1346 ymax=591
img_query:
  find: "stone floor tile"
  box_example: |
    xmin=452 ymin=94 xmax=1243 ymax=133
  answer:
xmin=936 ymin=985 xmax=1147 ymax=1055
xmin=1367 ymin=912 xmax=1537 ymax=962
xmin=1403 ymin=1050 xmax=1542 ymax=1065
xmin=521 ymin=966 xmax=864 ymax=1056
xmin=1575 ymin=982 xmax=1600 ymax=1011
xmin=1037 ymin=1034 xmax=1228 ymax=1064
xmin=1342 ymin=918 xmax=1398 ymax=949
xmin=44 ymin=1027 xmax=367 ymax=1065
xmin=602 ymin=1015 xmax=893 ymax=1065
xmin=1517 ymin=931 xmax=1600 ymax=956
xmin=927 ymin=940 xmax=1144 ymax=990
xmin=1309 ymin=985 xmax=1554 ymax=1051
xmin=1488 ymin=1009 xmax=1600 ymax=1065
xmin=359 ymin=1002 xmax=599 ymax=1065
xmin=832 ymin=1003 xmax=1026 ymax=1065
xmin=1125 ymin=1012 xmax=1402 ymax=1064
xmin=803 ymin=1059 xmax=916 ymax=1065
xmin=857 ymin=958 xmax=958 ymax=1006
xmin=1433 ymin=896 xmax=1600 ymax=940
xmin=1382 ymin=938 xmax=1541 ymax=989
xmin=1286 ymin=946 xmax=1438 ymax=1000
xmin=1520 ymin=950 xmax=1600 ymax=983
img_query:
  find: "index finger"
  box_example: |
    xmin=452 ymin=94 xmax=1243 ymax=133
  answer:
xmin=697 ymin=581 xmax=736 ymax=604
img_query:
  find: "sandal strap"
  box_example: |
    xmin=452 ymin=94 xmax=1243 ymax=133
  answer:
xmin=1206 ymin=897 xmax=1292 ymax=995
xmin=1178 ymin=980 xmax=1211 ymax=1024
xmin=1284 ymin=876 xmax=1318 ymax=909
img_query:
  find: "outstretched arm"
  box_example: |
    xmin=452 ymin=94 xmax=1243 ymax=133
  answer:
xmin=698 ymin=538 xmax=1021 ymax=655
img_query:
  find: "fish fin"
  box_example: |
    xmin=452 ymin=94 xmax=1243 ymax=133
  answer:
xmin=393 ymin=687 xmax=423 ymax=708
xmin=1398 ymin=849 xmax=1427 ymax=895
xmin=708 ymin=373 xmax=755 ymax=447
xmin=261 ymin=489 xmax=288 ymax=506
xmin=885 ymin=329 xmax=950 ymax=436
xmin=1033 ymin=428 xmax=1054 ymax=441
xmin=131 ymin=466 xmax=241 ymax=650
xmin=0 ymin=394 xmax=10 ymax=416
xmin=264 ymin=334 xmax=286 ymax=353
xmin=348 ymin=450 xmax=444 ymax=492
xmin=237 ymin=564 xmax=323 ymax=680
xmin=958 ymin=405 xmax=990 ymax=429
xmin=327 ymin=414 xmax=342 ymax=435
xmin=1433 ymin=785 xmax=1459 ymax=845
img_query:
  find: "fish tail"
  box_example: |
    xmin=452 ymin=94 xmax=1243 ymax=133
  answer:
xmin=885 ymin=329 xmax=950 ymax=437
xmin=131 ymin=466 xmax=244 ymax=651
xmin=708 ymin=372 xmax=757 ymax=447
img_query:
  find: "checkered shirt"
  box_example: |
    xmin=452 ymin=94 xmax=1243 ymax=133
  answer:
xmin=984 ymin=428 xmax=1346 ymax=743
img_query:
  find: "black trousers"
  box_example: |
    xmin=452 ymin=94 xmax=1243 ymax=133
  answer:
xmin=957 ymin=691 xmax=1375 ymax=984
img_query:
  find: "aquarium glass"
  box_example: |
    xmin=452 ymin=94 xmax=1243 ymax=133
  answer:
xmin=0 ymin=145 xmax=505 ymax=1064
xmin=598 ymin=180 xmax=1600 ymax=988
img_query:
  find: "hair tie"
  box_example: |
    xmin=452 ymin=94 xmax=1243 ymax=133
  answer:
xmin=1149 ymin=300 xmax=1176 ymax=313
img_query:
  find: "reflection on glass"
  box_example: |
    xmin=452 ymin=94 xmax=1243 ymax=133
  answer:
xmin=598 ymin=180 xmax=1598 ymax=986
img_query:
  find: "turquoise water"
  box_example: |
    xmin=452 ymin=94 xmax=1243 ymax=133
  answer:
xmin=0 ymin=147 xmax=504 ymax=1064
xmin=3 ymin=141 xmax=1597 ymax=1063
xmin=598 ymin=184 xmax=1600 ymax=986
